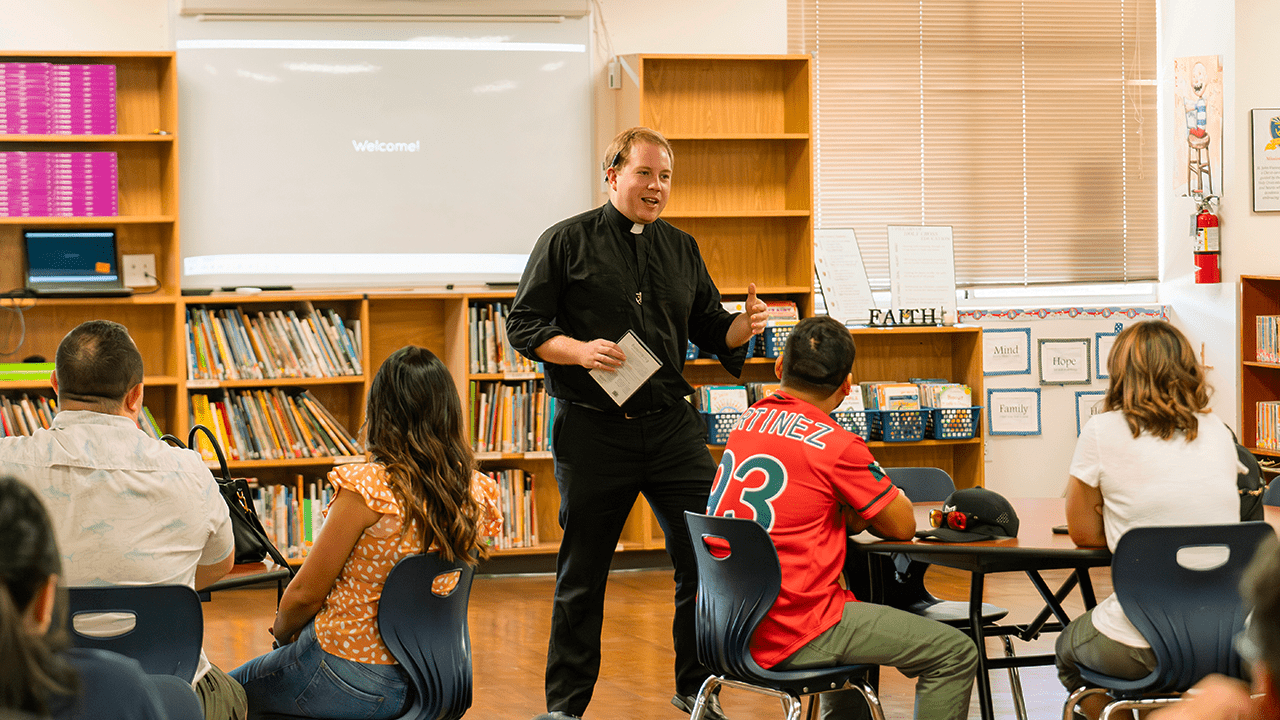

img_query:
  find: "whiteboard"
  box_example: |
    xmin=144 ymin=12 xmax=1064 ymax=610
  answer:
xmin=175 ymin=16 xmax=592 ymax=289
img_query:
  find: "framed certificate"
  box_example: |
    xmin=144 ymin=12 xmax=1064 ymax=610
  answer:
xmin=1075 ymin=390 xmax=1107 ymax=436
xmin=983 ymin=327 xmax=1032 ymax=376
xmin=1095 ymin=324 xmax=1123 ymax=380
xmin=1252 ymin=108 xmax=1280 ymax=212
xmin=1039 ymin=338 xmax=1091 ymax=385
xmin=987 ymin=388 xmax=1041 ymax=436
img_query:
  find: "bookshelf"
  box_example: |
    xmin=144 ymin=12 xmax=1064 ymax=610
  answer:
xmin=1240 ymin=276 xmax=1280 ymax=457
xmin=615 ymin=54 xmax=816 ymax=317
xmin=1 ymin=51 xmax=183 ymax=438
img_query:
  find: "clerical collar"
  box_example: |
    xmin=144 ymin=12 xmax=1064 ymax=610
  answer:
xmin=604 ymin=201 xmax=648 ymax=236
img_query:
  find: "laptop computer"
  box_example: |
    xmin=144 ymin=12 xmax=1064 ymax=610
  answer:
xmin=23 ymin=229 xmax=133 ymax=297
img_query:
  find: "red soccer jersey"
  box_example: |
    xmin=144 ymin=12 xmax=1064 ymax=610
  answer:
xmin=708 ymin=391 xmax=899 ymax=668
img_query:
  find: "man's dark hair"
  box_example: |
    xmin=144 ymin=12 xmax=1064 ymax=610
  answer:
xmin=780 ymin=315 xmax=856 ymax=396
xmin=54 ymin=320 xmax=144 ymax=409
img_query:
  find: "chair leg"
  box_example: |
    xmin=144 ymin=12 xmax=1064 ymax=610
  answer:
xmin=689 ymin=676 xmax=722 ymax=720
xmin=1064 ymin=686 xmax=1109 ymax=720
xmin=1001 ymin=635 xmax=1028 ymax=720
xmin=780 ymin=694 xmax=804 ymax=720
xmin=849 ymin=680 xmax=886 ymax=720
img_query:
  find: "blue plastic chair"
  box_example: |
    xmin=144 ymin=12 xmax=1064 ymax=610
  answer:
xmin=1263 ymin=479 xmax=1280 ymax=507
xmin=1063 ymin=522 xmax=1275 ymax=720
xmin=66 ymin=584 xmax=204 ymax=683
xmin=378 ymin=552 xmax=476 ymax=720
xmin=685 ymin=511 xmax=885 ymax=720
xmin=880 ymin=468 xmax=1023 ymax=718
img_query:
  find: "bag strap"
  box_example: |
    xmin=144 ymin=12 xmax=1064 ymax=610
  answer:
xmin=164 ymin=427 xmax=297 ymax=578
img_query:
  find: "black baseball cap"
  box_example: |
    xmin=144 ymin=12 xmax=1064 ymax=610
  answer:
xmin=915 ymin=487 xmax=1020 ymax=542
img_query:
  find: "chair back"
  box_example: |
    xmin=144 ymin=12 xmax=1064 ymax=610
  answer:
xmin=1111 ymin=522 xmax=1274 ymax=692
xmin=378 ymin=552 xmax=475 ymax=720
xmin=885 ymin=467 xmax=954 ymax=503
xmin=66 ymin=585 xmax=203 ymax=683
xmin=1263 ymin=479 xmax=1280 ymax=507
xmin=685 ymin=511 xmax=875 ymax=695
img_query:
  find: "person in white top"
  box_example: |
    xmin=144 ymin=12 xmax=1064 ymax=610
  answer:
xmin=1058 ymin=320 xmax=1240 ymax=720
xmin=0 ymin=320 xmax=241 ymax=720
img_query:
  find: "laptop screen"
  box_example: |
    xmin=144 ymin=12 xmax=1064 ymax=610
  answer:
xmin=23 ymin=229 xmax=124 ymax=292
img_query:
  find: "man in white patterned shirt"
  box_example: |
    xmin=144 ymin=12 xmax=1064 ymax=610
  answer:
xmin=0 ymin=319 xmax=244 ymax=720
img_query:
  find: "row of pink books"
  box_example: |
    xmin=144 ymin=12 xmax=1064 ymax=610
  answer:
xmin=0 ymin=151 xmax=118 ymax=217
xmin=1 ymin=62 xmax=116 ymax=135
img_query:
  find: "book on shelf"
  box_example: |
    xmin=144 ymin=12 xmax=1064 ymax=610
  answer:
xmin=471 ymin=380 xmax=552 ymax=454
xmin=694 ymin=385 xmax=749 ymax=414
xmin=858 ymin=382 xmax=921 ymax=411
xmin=189 ymin=388 xmax=361 ymax=461
xmin=486 ymin=468 xmax=537 ymax=550
xmin=1258 ymin=316 xmax=1280 ymax=364
xmin=185 ymin=305 xmax=362 ymax=381
xmin=469 ymin=301 xmax=538 ymax=374
xmin=745 ymin=382 xmax=782 ymax=405
xmin=248 ymin=475 xmax=332 ymax=560
xmin=916 ymin=381 xmax=972 ymax=408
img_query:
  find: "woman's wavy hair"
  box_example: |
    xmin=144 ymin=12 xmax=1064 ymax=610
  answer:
xmin=1103 ymin=320 xmax=1211 ymax=441
xmin=0 ymin=475 xmax=79 ymax=714
xmin=363 ymin=346 xmax=485 ymax=564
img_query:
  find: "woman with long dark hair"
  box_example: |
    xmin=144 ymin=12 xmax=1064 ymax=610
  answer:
xmin=0 ymin=474 xmax=201 ymax=720
xmin=231 ymin=346 xmax=502 ymax=719
xmin=1057 ymin=320 xmax=1240 ymax=719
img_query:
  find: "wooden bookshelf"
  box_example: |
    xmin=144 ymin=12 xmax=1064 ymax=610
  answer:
xmin=1 ymin=51 xmax=183 ymax=438
xmin=1241 ymin=276 xmax=1280 ymax=457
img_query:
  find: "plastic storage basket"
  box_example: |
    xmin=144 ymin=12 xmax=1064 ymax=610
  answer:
xmin=831 ymin=410 xmax=871 ymax=438
xmin=763 ymin=324 xmax=794 ymax=358
xmin=924 ymin=407 xmax=982 ymax=440
xmin=702 ymin=412 xmax=742 ymax=445
xmin=868 ymin=409 xmax=927 ymax=442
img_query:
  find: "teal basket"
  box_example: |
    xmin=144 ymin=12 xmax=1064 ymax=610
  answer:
xmin=868 ymin=409 xmax=927 ymax=442
xmin=924 ymin=407 xmax=982 ymax=440
xmin=831 ymin=410 xmax=871 ymax=438
xmin=763 ymin=325 xmax=793 ymax=358
xmin=701 ymin=412 xmax=742 ymax=445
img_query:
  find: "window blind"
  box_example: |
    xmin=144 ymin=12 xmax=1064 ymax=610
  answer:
xmin=789 ymin=0 xmax=1157 ymax=289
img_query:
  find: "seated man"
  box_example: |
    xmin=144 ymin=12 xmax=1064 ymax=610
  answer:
xmin=708 ymin=315 xmax=977 ymax=720
xmin=0 ymin=319 xmax=244 ymax=720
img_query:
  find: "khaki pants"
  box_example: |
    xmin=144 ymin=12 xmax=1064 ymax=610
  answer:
xmin=774 ymin=601 xmax=978 ymax=720
xmin=1056 ymin=609 xmax=1157 ymax=693
xmin=195 ymin=663 xmax=248 ymax=720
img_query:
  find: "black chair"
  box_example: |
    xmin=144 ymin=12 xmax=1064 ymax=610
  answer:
xmin=66 ymin=584 xmax=204 ymax=683
xmin=684 ymin=511 xmax=885 ymax=720
xmin=878 ymin=467 xmax=1024 ymax=719
xmin=1062 ymin=522 xmax=1275 ymax=720
xmin=378 ymin=552 xmax=476 ymax=720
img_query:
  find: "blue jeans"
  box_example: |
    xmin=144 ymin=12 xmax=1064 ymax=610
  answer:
xmin=230 ymin=622 xmax=410 ymax=719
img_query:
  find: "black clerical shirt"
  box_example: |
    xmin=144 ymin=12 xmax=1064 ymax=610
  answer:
xmin=506 ymin=202 xmax=745 ymax=414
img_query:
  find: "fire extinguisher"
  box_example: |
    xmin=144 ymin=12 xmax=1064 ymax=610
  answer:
xmin=1194 ymin=195 xmax=1220 ymax=284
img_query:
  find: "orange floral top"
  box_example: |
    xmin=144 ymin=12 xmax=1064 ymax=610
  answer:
xmin=312 ymin=462 xmax=503 ymax=664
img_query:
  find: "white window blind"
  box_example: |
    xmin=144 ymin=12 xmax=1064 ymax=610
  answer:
xmin=789 ymin=0 xmax=1157 ymax=289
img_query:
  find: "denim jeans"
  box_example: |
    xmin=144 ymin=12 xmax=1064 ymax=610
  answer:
xmin=229 ymin=622 xmax=410 ymax=720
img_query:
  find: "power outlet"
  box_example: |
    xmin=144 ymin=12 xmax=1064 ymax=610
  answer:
xmin=122 ymin=254 xmax=157 ymax=288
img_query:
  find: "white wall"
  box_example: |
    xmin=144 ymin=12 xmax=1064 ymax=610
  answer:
xmin=1158 ymin=0 xmax=1240 ymax=434
xmin=0 ymin=0 xmax=169 ymax=49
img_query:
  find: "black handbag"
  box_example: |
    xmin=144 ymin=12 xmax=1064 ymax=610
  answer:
xmin=163 ymin=426 xmax=296 ymax=576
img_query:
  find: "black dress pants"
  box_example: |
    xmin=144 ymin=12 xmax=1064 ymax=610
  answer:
xmin=544 ymin=401 xmax=716 ymax=716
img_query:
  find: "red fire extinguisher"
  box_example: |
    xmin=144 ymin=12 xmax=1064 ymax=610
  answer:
xmin=1194 ymin=195 xmax=1220 ymax=284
